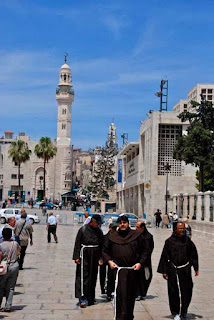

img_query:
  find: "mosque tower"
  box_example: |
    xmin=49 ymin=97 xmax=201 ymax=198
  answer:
xmin=56 ymin=54 xmax=74 ymax=145
xmin=54 ymin=55 xmax=74 ymax=197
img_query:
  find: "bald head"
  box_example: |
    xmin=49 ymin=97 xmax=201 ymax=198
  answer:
xmin=175 ymin=222 xmax=186 ymax=237
xmin=136 ymin=221 xmax=145 ymax=232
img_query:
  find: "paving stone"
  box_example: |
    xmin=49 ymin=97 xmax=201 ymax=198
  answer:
xmin=1 ymin=213 xmax=213 ymax=320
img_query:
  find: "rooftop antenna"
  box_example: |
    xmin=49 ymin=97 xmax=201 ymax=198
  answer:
xmin=155 ymin=79 xmax=168 ymax=111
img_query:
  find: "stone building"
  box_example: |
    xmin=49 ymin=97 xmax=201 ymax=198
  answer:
xmin=173 ymin=84 xmax=214 ymax=112
xmin=0 ymin=59 xmax=74 ymax=202
xmin=116 ymin=111 xmax=197 ymax=219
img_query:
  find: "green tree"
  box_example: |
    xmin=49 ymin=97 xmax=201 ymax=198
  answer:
xmin=173 ymin=96 xmax=214 ymax=192
xmin=89 ymin=135 xmax=118 ymax=198
xmin=8 ymin=140 xmax=31 ymax=202
xmin=34 ymin=137 xmax=57 ymax=200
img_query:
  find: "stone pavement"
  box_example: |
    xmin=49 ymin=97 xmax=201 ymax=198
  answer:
xmin=0 ymin=210 xmax=213 ymax=320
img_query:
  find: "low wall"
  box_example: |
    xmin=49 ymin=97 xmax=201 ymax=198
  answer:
xmin=190 ymin=221 xmax=214 ymax=243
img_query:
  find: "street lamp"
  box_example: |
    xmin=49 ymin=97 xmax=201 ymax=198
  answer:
xmin=164 ymin=162 xmax=171 ymax=215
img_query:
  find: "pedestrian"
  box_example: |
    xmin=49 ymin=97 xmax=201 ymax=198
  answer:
xmin=162 ymin=213 xmax=170 ymax=229
xmin=0 ymin=228 xmax=20 ymax=312
xmin=183 ymin=218 xmax=192 ymax=239
xmin=46 ymin=212 xmax=58 ymax=243
xmin=83 ymin=211 xmax=91 ymax=225
xmin=99 ymin=222 xmax=117 ymax=299
xmin=73 ymin=214 xmax=104 ymax=308
xmin=0 ymin=217 xmax=16 ymax=243
xmin=157 ymin=222 xmax=199 ymax=320
xmin=172 ymin=211 xmax=178 ymax=231
xmin=14 ymin=210 xmax=33 ymax=270
xmin=135 ymin=221 xmax=154 ymax=300
xmin=59 ymin=202 xmax=62 ymax=210
xmin=102 ymin=215 xmax=148 ymax=320
xmin=154 ymin=209 xmax=162 ymax=228
xmin=168 ymin=211 xmax=173 ymax=228
xmin=42 ymin=206 xmax=47 ymax=217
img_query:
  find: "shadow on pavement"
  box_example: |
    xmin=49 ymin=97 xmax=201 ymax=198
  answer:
xmin=144 ymin=295 xmax=158 ymax=300
xmin=188 ymin=314 xmax=203 ymax=319
xmin=13 ymin=305 xmax=27 ymax=311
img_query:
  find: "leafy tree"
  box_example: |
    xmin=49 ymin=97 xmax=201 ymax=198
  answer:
xmin=89 ymin=135 xmax=118 ymax=198
xmin=34 ymin=137 xmax=57 ymax=200
xmin=173 ymin=96 xmax=214 ymax=192
xmin=8 ymin=140 xmax=31 ymax=202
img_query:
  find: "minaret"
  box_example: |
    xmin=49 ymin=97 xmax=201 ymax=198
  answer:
xmin=56 ymin=54 xmax=74 ymax=145
xmin=54 ymin=56 xmax=74 ymax=196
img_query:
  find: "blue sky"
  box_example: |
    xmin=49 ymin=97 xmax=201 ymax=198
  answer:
xmin=1 ymin=0 xmax=214 ymax=149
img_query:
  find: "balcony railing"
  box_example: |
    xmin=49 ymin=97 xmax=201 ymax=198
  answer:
xmin=56 ymin=88 xmax=74 ymax=95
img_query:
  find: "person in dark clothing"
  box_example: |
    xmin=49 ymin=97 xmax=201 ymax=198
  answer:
xmin=135 ymin=221 xmax=154 ymax=300
xmin=102 ymin=215 xmax=148 ymax=320
xmin=154 ymin=209 xmax=162 ymax=228
xmin=157 ymin=222 xmax=199 ymax=320
xmin=73 ymin=214 xmax=104 ymax=308
xmin=99 ymin=222 xmax=117 ymax=299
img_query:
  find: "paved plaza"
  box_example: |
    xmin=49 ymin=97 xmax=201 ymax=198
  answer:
xmin=0 ymin=210 xmax=213 ymax=320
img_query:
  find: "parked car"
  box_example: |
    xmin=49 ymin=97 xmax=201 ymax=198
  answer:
xmin=0 ymin=209 xmax=40 ymax=224
xmin=112 ymin=213 xmax=138 ymax=228
xmin=39 ymin=202 xmax=58 ymax=210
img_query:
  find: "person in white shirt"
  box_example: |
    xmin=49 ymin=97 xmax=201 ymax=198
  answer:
xmin=83 ymin=211 xmax=91 ymax=225
xmin=46 ymin=212 xmax=58 ymax=243
xmin=0 ymin=217 xmax=16 ymax=243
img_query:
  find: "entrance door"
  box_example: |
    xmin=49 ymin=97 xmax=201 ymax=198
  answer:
xmin=37 ymin=190 xmax=43 ymax=201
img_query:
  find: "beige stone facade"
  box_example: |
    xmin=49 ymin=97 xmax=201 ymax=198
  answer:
xmin=116 ymin=111 xmax=197 ymax=219
xmin=173 ymin=83 xmax=214 ymax=113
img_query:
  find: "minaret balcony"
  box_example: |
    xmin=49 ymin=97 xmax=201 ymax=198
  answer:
xmin=56 ymin=88 xmax=74 ymax=96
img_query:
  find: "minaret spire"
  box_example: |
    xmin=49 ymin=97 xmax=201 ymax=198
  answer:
xmin=64 ymin=52 xmax=68 ymax=63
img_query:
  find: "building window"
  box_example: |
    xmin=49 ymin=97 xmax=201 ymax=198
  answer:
xmin=20 ymin=174 xmax=24 ymax=179
xmin=0 ymin=174 xmax=3 ymax=180
xmin=208 ymin=95 xmax=213 ymax=100
xmin=64 ymin=74 xmax=66 ymax=81
xmin=201 ymin=89 xmax=206 ymax=94
xmin=158 ymin=124 xmax=183 ymax=176
xmin=11 ymin=174 xmax=17 ymax=179
xmin=208 ymin=89 xmax=213 ymax=94
xmin=62 ymin=108 xmax=67 ymax=115
xmin=62 ymin=124 xmax=66 ymax=130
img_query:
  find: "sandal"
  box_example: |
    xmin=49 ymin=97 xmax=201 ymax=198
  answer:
xmin=80 ymin=300 xmax=87 ymax=308
xmin=4 ymin=308 xmax=11 ymax=312
xmin=94 ymin=300 xmax=98 ymax=305
xmin=135 ymin=296 xmax=141 ymax=301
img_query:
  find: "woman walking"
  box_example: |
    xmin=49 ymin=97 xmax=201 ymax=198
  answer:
xmin=0 ymin=228 xmax=20 ymax=312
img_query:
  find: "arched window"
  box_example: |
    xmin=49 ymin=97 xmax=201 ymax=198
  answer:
xmin=64 ymin=74 xmax=66 ymax=81
xmin=62 ymin=124 xmax=66 ymax=130
xmin=62 ymin=108 xmax=67 ymax=115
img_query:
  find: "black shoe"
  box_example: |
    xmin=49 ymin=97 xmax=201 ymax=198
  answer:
xmin=19 ymin=267 xmax=23 ymax=270
xmin=101 ymin=289 xmax=106 ymax=294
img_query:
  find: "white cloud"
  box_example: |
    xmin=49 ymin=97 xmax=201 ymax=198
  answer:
xmin=102 ymin=14 xmax=129 ymax=38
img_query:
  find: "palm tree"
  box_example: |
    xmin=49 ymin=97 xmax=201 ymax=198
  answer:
xmin=8 ymin=140 xmax=31 ymax=202
xmin=34 ymin=137 xmax=57 ymax=200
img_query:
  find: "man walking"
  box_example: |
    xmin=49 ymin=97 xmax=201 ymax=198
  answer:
xmin=0 ymin=217 xmax=16 ymax=243
xmin=73 ymin=214 xmax=104 ymax=308
xmin=14 ymin=211 xmax=33 ymax=270
xmin=135 ymin=221 xmax=154 ymax=300
xmin=46 ymin=212 xmax=58 ymax=243
xmin=157 ymin=222 xmax=199 ymax=320
xmin=102 ymin=215 xmax=148 ymax=320
xmin=154 ymin=209 xmax=162 ymax=228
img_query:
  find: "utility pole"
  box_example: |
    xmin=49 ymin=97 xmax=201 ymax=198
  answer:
xmin=164 ymin=162 xmax=171 ymax=215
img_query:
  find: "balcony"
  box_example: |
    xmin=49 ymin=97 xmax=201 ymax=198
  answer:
xmin=56 ymin=88 xmax=74 ymax=95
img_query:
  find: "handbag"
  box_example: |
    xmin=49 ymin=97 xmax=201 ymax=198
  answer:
xmin=0 ymin=241 xmax=15 ymax=275
xmin=15 ymin=221 xmax=26 ymax=245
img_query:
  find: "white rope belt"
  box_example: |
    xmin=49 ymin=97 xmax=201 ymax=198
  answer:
xmin=113 ymin=266 xmax=134 ymax=320
xmin=170 ymin=261 xmax=190 ymax=269
xmin=80 ymin=244 xmax=99 ymax=297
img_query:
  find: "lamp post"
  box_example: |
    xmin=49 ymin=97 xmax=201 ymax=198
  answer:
xmin=164 ymin=162 xmax=171 ymax=215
